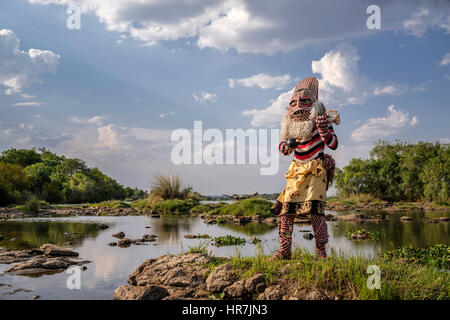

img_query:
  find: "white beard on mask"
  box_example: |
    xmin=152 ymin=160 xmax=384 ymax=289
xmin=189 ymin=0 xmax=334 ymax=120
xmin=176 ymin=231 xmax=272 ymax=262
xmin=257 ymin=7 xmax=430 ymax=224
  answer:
xmin=280 ymin=100 xmax=326 ymax=142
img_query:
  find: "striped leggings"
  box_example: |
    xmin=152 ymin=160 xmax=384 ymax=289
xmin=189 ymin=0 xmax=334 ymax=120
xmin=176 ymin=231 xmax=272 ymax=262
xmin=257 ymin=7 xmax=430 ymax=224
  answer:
xmin=270 ymin=214 xmax=329 ymax=260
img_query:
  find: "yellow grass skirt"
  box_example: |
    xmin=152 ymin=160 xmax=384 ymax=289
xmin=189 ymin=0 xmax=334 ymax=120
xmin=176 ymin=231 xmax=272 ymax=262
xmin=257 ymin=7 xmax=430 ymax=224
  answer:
xmin=272 ymin=158 xmax=328 ymax=216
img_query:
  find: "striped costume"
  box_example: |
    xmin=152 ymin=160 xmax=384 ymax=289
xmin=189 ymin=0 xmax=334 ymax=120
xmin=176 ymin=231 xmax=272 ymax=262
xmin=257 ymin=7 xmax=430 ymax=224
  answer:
xmin=270 ymin=76 xmax=337 ymax=260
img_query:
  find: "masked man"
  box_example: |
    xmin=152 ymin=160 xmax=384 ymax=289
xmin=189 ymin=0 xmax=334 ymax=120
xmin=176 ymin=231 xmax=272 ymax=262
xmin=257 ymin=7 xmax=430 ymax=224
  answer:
xmin=270 ymin=76 xmax=338 ymax=260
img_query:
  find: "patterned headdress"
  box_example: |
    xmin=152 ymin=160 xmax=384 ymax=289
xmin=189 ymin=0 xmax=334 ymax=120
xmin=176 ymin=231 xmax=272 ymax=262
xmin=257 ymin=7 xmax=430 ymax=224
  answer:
xmin=289 ymin=76 xmax=319 ymax=121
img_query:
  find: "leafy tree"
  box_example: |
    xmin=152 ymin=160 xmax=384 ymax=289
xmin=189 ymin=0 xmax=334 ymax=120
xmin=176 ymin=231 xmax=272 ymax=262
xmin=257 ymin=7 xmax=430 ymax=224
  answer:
xmin=335 ymin=141 xmax=449 ymax=202
xmin=0 ymin=148 xmax=41 ymax=167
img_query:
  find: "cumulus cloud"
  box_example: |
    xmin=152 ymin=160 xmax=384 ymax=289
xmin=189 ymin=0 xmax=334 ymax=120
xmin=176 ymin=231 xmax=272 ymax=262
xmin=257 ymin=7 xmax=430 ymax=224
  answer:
xmin=243 ymin=43 xmax=409 ymax=127
xmin=193 ymin=91 xmax=217 ymax=103
xmin=242 ymin=89 xmax=292 ymax=127
xmin=351 ymin=105 xmax=419 ymax=142
xmin=228 ymin=73 xmax=291 ymax=90
xmin=96 ymin=124 xmax=130 ymax=151
xmin=27 ymin=0 xmax=450 ymax=55
xmin=0 ymin=29 xmax=60 ymax=95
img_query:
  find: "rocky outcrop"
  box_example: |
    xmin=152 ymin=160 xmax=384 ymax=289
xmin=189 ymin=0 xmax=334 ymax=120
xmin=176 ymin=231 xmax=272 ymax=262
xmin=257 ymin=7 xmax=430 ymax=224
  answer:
xmin=0 ymin=249 xmax=43 ymax=264
xmin=40 ymin=244 xmax=79 ymax=257
xmin=114 ymin=285 xmax=169 ymax=300
xmin=113 ymin=253 xmax=342 ymax=300
xmin=5 ymin=256 xmax=91 ymax=276
xmin=206 ymin=263 xmax=238 ymax=293
xmin=114 ymin=253 xmax=213 ymax=300
xmin=1 ymin=243 xmax=90 ymax=277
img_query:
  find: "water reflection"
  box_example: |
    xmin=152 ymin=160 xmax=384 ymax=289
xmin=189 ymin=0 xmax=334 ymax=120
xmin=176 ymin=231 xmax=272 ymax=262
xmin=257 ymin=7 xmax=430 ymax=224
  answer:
xmin=0 ymin=210 xmax=448 ymax=300
xmin=218 ymin=222 xmax=276 ymax=235
xmin=0 ymin=220 xmax=101 ymax=250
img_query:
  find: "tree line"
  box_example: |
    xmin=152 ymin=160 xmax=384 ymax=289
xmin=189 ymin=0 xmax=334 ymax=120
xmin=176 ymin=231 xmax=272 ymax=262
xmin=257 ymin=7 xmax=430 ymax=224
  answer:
xmin=0 ymin=148 xmax=147 ymax=205
xmin=334 ymin=141 xmax=449 ymax=203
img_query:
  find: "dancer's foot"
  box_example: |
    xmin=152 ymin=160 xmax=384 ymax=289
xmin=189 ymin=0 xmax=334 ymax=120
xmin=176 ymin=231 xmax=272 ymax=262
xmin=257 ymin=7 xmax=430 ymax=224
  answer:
xmin=315 ymin=247 xmax=327 ymax=259
xmin=269 ymin=251 xmax=291 ymax=261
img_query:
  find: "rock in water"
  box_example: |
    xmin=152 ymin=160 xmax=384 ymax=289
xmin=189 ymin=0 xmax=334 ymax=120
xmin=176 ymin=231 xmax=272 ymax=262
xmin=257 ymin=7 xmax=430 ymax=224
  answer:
xmin=0 ymin=234 xmax=3 ymax=241
xmin=303 ymin=233 xmax=314 ymax=240
xmin=112 ymin=232 xmax=125 ymax=239
xmin=40 ymin=244 xmax=79 ymax=257
xmin=5 ymin=256 xmax=91 ymax=276
xmin=118 ymin=238 xmax=132 ymax=247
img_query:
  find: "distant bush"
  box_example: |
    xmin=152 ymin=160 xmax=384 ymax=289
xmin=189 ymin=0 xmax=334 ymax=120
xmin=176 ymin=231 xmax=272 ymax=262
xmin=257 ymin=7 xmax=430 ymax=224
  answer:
xmin=153 ymin=199 xmax=199 ymax=214
xmin=208 ymin=198 xmax=272 ymax=217
xmin=22 ymin=196 xmax=48 ymax=214
xmin=150 ymin=174 xmax=192 ymax=200
xmin=86 ymin=200 xmax=131 ymax=208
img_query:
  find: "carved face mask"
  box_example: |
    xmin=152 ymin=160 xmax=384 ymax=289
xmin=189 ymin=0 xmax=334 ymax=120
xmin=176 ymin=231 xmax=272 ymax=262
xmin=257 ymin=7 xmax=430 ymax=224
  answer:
xmin=288 ymin=77 xmax=319 ymax=122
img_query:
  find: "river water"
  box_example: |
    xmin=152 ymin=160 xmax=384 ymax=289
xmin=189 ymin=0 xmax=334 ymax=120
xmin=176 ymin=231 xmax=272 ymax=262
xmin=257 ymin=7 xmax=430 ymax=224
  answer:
xmin=0 ymin=209 xmax=448 ymax=300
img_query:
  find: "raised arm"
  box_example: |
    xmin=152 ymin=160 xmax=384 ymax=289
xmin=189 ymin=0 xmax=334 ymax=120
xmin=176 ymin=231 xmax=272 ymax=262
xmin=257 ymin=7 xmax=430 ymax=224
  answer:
xmin=315 ymin=114 xmax=338 ymax=150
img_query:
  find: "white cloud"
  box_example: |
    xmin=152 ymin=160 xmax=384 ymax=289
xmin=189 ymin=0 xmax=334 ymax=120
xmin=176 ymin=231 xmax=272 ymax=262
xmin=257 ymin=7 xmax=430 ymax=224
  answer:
xmin=28 ymin=0 xmax=450 ymax=55
xmin=96 ymin=124 xmax=130 ymax=151
xmin=69 ymin=115 xmax=107 ymax=126
xmin=440 ymin=53 xmax=450 ymax=66
xmin=402 ymin=7 xmax=450 ymax=37
xmin=374 ymin=85 xmax=407 ymax=96
xmin=193 ymin=91 xmax=217 ymax=103
xmin=312 ymin=43 xmax=373 ymax=106
xmin=158 ymin=111 xmax=176 ymax=119
xmin=351 ymin=105 xmax=419 ymax=142
xmin=13 ymin=101 xmax=43 ymax=107
xmin=228 ymin=73 xmax=291 ymax=90
xmin=243 ymin=43 xmax=411 ymax=127
xmin=0 ymin=29 xmax=60 ymax=95
xmin=242 ymin=89 xmax=292 ymax=127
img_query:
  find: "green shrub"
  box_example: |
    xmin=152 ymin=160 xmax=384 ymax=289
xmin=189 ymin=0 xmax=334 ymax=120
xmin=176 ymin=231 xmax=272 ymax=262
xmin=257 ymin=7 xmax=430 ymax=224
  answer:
xmin=22 ymin=196 xmax=42 ymax=214
xmin=153 ymin=199 xmax=199 ymax=214
xmin=209 ymin=198 xmax=272 ymax=217
xmin=213 ymin=235 xmax=246 ymax=247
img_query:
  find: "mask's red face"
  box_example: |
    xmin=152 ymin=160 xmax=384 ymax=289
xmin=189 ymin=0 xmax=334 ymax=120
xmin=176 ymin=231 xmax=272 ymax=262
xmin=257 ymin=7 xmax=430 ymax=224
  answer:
xmin=288 ymin=88 xmax=316 ymax=121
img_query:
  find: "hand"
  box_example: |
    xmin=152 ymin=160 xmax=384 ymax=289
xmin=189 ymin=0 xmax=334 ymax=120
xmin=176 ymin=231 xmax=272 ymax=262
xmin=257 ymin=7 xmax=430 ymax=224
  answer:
xmin=315 ymin=114 xmax=329 ymax=130
xmin=286 ymin=138 xmax=299 ymax=149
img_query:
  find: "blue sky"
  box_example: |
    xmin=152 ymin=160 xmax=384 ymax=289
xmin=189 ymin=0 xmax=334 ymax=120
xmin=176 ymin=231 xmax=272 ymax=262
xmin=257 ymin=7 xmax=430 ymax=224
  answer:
xmin=1 ymin=0 xmax=449 ymax=195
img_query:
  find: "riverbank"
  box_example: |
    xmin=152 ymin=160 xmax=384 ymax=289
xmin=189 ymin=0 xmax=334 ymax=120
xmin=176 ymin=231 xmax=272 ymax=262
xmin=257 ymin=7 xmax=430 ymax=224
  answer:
xmin=1 ymin=197 xmax=449 ymax=222
xmin=114 ymin=245 xmax=449 ymax=300
xmin=326 ymin=197 xmax=450 ymax=212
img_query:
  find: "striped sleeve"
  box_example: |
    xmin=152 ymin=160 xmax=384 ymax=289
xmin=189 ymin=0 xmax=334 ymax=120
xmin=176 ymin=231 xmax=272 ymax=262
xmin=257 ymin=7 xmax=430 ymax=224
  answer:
xmin=318 ymin=124 xmax=338 ymax=150
xmin=279 ymin=141 xmax=293 ymax=156
xmin=319 ymin=124 xmax=338 ymax=150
